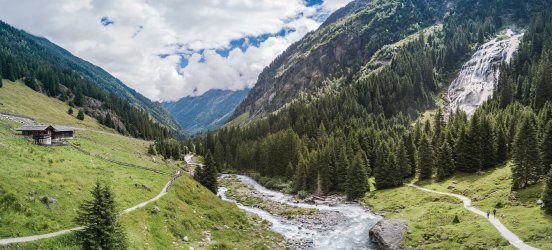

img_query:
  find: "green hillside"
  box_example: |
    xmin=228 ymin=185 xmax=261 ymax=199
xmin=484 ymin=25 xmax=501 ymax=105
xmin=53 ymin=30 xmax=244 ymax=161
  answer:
xmin=364 ymin=163 xmax=552 ymax=249
xmin=0 ymin=21 xmax=184 ymax=139
xmin=0 ymin=80 xmax=282 ymax=249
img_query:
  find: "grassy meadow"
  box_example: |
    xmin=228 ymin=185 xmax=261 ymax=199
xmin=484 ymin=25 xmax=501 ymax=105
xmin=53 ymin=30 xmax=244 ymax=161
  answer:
xmin=364 ymin=163 xmax=552 ymax=249
xmin=0 ymin=80 xmax=282 ymax=249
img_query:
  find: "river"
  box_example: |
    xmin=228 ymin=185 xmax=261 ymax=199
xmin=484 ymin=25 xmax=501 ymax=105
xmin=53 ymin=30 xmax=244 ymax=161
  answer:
xmin=217 ymin=175 xmax=382 ymax=249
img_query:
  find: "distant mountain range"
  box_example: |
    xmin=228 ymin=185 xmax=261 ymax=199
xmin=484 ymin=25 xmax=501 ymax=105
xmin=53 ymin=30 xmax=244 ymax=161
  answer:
xmin=163 ymin=89 xmax=249 ymax=134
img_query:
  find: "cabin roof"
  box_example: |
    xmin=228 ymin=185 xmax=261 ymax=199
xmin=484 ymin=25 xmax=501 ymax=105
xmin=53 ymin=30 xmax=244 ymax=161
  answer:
xmin=16 ymin=124 xmax=74 ymax=132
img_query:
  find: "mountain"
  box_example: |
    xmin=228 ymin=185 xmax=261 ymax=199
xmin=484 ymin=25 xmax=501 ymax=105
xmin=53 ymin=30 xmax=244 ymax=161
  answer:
xmin=0 ymin=20 xmax=184 ymax=137
xmin=163 ymin=89 xmax=249 ymax=134
xmin=232 ymin=0 xmax=448 ymax=121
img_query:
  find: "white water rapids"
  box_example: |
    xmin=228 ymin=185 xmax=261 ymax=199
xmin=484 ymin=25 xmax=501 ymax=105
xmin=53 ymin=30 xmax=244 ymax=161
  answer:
xmin=218 ymin=175 xmax=382 ymax=249
xmin=446 ymin=29 xmax=523 ymax=117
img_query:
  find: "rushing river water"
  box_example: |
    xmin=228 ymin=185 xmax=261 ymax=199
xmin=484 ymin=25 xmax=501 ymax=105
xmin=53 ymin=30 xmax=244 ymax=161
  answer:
xmin=217 ymin=175 xmax=382 ymax=250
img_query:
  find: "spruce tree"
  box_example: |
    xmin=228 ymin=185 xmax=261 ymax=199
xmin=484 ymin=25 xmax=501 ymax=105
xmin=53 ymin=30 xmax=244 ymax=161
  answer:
xmin=67 ymin=107 xmax=74 ymax=115
xmin=479 ymin=117 xmax=496 ymax=169
xmin=75 ymin=181 xmax=127 ymax=250
xmin=336 ymin=147 xmax=349 ymax=192
xmin=512 ymin=114 xmax=540 ymax=190
xmin=496 ymin=127 xmax=508 ymax=164
xmin=436 ymin=141 xmax=454 ymax=181
xmin=542 ymin=169 xmax=552 ymax=214
xmin=0 ymin=79 xmax=2 ymax=88
xmin=397 ymin=139 xmax=411 ymax=179
xmin=416 ymin=136 xmax=433 ymax=180
xmin=77 ymin=110 xmax=85 ymax=120
xmin=346 ymin=152 xmax=369 ymax=200
xmin=541 ymin=121 xmax=552 ymax=176
xmin=294 ymin=155 xmax=308 ymax=192
xmin=197 ymin=152 xmax=218 ymax=193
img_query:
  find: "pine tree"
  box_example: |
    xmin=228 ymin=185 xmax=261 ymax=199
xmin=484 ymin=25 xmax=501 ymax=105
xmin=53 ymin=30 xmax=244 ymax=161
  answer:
xmin=197 ymin=152 xmax=218 ymax=193
xmin=335 ymin=147 xmax=349 ymax=192
xmin=542 ymin=169 xmax=552 ymax=214
xmin=0 ymin=79 xmax=2 ymax=88
xmin=294 ymin=155 xmax=308 ymax=192
xmin=77 ymin=110 xmax=85 ymax=120
xmin=416 ymin=136 xmax=433 ymax=180
xmin=479 ymin=116 xmax=496 ymax=169
xmin=512 ymin=114 xmax=540 ymax=190
xmin=541 ymin=121 xmax=552 ymax=176
xmin=104 ymin=113 xmax=113 ymax=128
xmin=436 ymin=141 xmax=454 ymax=181
xmin=346 ymin=152 xmax=369 ymax=200
xmin=75 ymin=181 xmax=127 ymax=250
xmin=397 ymin=139 xmax=411 ymax=179
xmin=496 ymin=127 xmax=508 ymax=164
xmin=67 ymin=107 xmax=74 ymax=115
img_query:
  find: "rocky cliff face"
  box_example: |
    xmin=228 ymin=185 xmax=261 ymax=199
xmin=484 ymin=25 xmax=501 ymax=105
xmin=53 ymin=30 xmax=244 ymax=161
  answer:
xmin=446 ymin=29 xmax=523 ymax=117
xmin=232 ymin=0 xmax=447 ymax=122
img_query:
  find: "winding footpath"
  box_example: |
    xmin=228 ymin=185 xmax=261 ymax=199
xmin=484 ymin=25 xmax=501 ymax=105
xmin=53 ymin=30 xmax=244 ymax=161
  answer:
xmin=0 ymin=170 xmax=181 ymax=245
xmin=405 ymin=183 xmax=539 ymax=250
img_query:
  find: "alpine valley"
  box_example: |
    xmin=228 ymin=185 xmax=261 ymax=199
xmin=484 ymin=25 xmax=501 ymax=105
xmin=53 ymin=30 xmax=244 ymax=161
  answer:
xmin=1 ymin=0 xmax=552 ymax=250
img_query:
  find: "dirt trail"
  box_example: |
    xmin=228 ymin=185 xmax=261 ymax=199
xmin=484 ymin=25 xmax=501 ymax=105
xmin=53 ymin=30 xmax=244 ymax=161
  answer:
xmin=405 ymin=183 xmax=539 ymax=250
xmin=0 ymin=171 xmax=181 ymax=245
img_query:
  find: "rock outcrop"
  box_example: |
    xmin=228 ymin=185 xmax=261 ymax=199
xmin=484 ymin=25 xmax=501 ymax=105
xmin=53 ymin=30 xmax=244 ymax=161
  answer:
xmin=369 ymin=219 xmax=408 ymax=250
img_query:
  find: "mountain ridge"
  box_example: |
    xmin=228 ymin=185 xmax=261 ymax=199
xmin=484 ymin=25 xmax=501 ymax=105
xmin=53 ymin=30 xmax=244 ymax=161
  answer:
xmin=163 ymin=88 xmax=249 ymax=134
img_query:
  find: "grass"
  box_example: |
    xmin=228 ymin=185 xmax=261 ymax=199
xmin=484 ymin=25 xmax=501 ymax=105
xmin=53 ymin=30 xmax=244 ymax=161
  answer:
xmin=223 ymin=112 xmax=249 ymax=128
xmin=363 ymin=163 xmax=552 ymax=249
xmin=11 ymin=176 xmax=284 ymax=250
xmin=0 ymin=80 xmax=105 ymax=130
xmin=0 ymin=119 xmax=168 ymax=238
xmin=0 ymin=80 xmax=284 ymax=249
xmin=419 ymin=163 xmax=552 ymax=249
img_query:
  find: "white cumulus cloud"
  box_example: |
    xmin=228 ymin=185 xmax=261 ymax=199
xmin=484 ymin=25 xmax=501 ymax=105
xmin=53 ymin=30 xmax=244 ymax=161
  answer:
xmin=0 ymin=0 xmax=352 ymax=101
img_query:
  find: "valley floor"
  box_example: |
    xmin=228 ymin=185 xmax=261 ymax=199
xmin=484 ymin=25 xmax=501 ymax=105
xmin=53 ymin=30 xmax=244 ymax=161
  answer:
xmin=363 ymin=164 xmax=552 ymax=249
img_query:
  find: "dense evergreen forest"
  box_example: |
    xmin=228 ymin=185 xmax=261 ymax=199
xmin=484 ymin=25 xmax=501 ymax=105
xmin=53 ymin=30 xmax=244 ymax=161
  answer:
xmin=0 ymin=22 xmax=173 ymax=141
xmin=195 ymin=0 xmax=552 ymax=207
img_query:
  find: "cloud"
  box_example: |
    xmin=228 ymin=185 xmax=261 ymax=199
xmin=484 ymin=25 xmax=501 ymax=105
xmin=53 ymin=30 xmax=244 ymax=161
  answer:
xmin=0 ymin=0 xmax=353 ymax=101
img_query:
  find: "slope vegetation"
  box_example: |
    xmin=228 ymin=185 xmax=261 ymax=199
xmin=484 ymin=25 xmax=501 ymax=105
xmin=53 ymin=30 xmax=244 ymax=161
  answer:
xmin=0 ymin=80 xmax=282 ymax=249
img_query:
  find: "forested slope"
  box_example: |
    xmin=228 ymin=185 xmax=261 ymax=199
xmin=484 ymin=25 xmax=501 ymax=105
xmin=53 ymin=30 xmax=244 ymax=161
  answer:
xmin=197 ymin=0 xmax=552 ymax=202
xmin=0 ymin=21 xmax=184 ymax=140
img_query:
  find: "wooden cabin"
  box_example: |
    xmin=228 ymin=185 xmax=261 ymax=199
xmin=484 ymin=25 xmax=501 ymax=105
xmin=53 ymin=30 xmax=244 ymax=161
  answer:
xmin=16 ymin=125 xmax=75 ymax=145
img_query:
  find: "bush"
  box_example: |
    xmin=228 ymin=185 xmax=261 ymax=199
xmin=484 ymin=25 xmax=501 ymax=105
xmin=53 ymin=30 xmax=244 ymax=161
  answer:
xmin=452 ymin=214 xmax=460 ymax=224
xmin=495 ymin=201 xmax=504 ymax=208
xmin=297 ymin=190 xmax=308 ymax=200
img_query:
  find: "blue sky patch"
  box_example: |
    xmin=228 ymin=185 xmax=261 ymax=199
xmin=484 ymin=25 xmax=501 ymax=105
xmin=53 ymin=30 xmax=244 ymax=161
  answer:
xmin=215 ymin=27 xmax=296 ymax=58
xmin=305 ymin=0 xmax=324 ymax=7
xmin=100 ymin=17 xmax=114 ymax=26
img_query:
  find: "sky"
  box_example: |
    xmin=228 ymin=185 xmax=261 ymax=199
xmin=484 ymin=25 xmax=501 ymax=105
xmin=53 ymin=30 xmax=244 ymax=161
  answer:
xmin=0 ymin=0 xmax=352 ymax=101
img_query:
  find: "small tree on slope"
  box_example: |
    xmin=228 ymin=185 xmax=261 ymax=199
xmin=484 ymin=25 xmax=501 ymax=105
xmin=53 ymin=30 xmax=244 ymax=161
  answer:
xmin=75 ymin=181 xmax=127 ymax=250
xmin=195 ymin=152 xmax=218 ymax=194
xmin=543 ymin=169 xmax=552 ymax=214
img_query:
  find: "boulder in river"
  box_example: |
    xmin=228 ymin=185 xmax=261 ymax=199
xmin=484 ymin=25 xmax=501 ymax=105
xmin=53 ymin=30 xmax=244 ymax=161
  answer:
xmin=369 ymin=219 xmax=408 ymax=250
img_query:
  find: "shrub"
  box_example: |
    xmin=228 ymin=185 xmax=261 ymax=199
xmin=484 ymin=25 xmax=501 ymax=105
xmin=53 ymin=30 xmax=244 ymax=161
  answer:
xmin=297 ymin=190 xmax=308 ymax=200
xmin=452 ymin=214 xmax=460 ymax=224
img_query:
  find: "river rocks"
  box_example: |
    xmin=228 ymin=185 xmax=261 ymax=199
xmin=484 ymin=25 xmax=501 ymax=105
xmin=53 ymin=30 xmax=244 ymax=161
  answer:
xmin=182 ymin=236 xmax=188 ymax=242
xmin=302 ymin=195 xmax=346 ymax=206
xmin=369 ymin=219 xmax=408 ymax=250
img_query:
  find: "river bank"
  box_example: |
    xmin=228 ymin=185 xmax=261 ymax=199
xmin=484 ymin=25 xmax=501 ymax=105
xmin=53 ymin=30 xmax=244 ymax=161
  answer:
xmin=218 ymin=174 xmax=382 ymax=249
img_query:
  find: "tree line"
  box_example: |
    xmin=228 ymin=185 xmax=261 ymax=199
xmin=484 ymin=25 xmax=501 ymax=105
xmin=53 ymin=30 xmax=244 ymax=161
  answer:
xmin=195 ymin=3 xmax=552 ymax=210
